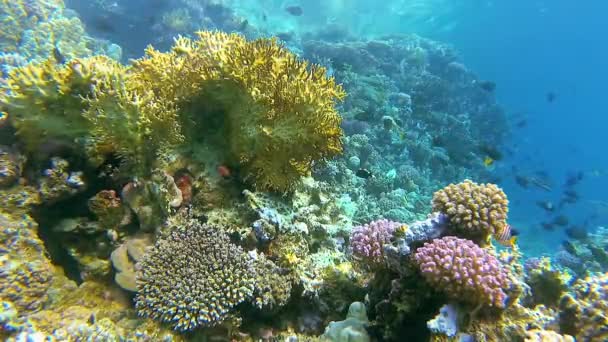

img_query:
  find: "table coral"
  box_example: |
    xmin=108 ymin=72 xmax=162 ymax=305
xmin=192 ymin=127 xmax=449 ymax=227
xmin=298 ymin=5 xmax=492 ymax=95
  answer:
xmin=134 ymin=215 xmax=255 ymax=331
xmin=432 ymin=179 xmax=509 ymax=244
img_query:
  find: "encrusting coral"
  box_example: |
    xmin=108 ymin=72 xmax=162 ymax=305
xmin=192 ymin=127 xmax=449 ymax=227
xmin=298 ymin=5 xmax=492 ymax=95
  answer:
xmin=432 ymin=179 xmax=509 ymax=244
xmin=2 ymin=31 xmax=345 ymax=192
xmin=134 ymin=215 xmax=256 ymax=331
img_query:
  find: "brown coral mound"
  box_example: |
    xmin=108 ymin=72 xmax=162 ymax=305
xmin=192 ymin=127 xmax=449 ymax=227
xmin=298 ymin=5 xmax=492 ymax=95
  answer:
xmin=134 ymin=217 xmax=255 ymax=331
xmin=432 ymin=179 xmax=508 ymax=244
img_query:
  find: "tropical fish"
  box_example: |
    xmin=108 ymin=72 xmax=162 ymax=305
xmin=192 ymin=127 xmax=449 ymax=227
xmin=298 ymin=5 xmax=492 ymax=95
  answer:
xmin=514 ymin=175 xmax=530 ymax=189
xmin=536 ymin=200 xmax=555 ymax=212
xmin=565 ymin=226 xmax=588 ymax=240
xmin=552 ymin=215 xmax=569 ymax=227
xmin=546 ymin=91 xmax=557 ymax=102
xmin=483 ymin=156 xmax=494 ymax=167
xmin=479 ymin=143 xmax=503 ymax=161
xmin=355 ymin=168 xmax=373 ymax=179
xmin=477 ymin=80 xmax=496 ymax=92
xmin=493 ymin=224 xmax=518 ymax=247
xmin=561 ymin=240 xmax=578 ymax=255
xmin=541 ymin=222 xmax=555 ymax=231
xmin=285 ymin=5 xmax=303 ymax=16
xmin=564 ymin=171 xmax=584 ymax=187
xmin=53 ymin=45 xmax=66 ymax=64
xmin=217 ymin=165 xmax=231 ymax=178
xmin=515 ymin=119 xmax=527 ymax=128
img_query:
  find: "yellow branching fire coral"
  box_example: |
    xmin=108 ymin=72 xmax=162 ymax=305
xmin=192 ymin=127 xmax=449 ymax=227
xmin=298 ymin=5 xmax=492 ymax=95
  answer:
xmin=130 ymin=31 xmax=345 ymax=191
xmin=3 ymin=31 xmax=345 ymax=191
xmin=2 ymin=56 xmax=122 ymax=150
xmin=432 ymin=179 xmax=509 ymax=244
xmin=1 ymin=55 xmax=182 ymax=174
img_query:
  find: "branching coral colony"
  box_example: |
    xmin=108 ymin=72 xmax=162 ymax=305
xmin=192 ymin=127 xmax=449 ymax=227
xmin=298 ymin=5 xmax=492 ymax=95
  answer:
xmin=1 ymin=31 xmax=345 ymax=192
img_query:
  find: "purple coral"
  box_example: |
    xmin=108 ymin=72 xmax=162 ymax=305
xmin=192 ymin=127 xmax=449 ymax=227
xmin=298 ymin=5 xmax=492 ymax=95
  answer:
xmin=350 ymin=219 xmax=401 ymax=265
xmin=414 ymin=236 xmax=511 ymax=308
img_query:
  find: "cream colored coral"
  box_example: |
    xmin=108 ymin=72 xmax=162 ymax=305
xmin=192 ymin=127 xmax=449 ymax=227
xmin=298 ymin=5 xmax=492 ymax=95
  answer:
xmin=432 ymin=179 xmax=509 ymax=243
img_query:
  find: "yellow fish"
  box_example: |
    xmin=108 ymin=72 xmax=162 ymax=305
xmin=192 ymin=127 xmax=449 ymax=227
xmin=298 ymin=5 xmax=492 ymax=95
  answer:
xmin=483 ymin=156 xmax=494 ymax=167
xmin=494 ymin=224 xmax=518 ymax=247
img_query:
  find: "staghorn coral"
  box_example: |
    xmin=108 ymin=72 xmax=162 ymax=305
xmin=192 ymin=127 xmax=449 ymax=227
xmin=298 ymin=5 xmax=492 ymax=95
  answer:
xmin=414 ymin=236 xmax=511 ymax=308
xmin=130 ymin=31 xmax=345 ymax=192
xmin=432 ymin=179 xmax=509 ymax=244
xmin=558 ymin=273 xmax=608 ymax=342
xmin=135 ymin=215 xmax=255 ymax=331
xmin=2 ymin=54 xmax=180 ymax=175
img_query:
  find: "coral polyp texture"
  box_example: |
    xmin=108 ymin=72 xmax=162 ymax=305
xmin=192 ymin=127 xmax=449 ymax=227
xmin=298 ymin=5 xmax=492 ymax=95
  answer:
xmin=558 ymin=273 xmax=608 ymax=341
xmin=349 ymin=219 xmax=402 ymax=265
xmin=134 ymin=216 xmax=255 ymax=331
xmin=0 ymin=213 xmax=54 ymax=315
xmin=414 ymin=236 xmax=511 ymax=307
xmin=432 ymin=179 xmax=509 ymax=244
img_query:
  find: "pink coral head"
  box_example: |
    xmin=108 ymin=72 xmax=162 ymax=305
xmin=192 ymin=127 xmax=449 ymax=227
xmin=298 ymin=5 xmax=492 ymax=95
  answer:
xmin=414 ymin=236 xmax=511 ymax=308
xmin=350 ymin=219 xmax=401 ymax=265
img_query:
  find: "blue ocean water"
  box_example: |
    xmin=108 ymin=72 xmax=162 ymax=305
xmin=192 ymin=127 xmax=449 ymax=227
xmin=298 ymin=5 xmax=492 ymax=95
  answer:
xmin=435 ymin=1 xmax=608 ymax=255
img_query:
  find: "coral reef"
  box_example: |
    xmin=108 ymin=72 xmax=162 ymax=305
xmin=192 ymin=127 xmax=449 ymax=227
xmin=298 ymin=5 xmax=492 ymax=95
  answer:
xmin=523 ymin=257 xmax=571 ymax=307
xmin=426 ymin=304 xmax=462 ymax=338
xmin=0 ymin=0 xmax=120 ymax=63
xmin=0 ymin=213 xmax=54 ymax=317
xmin=558 ymin=273 xmax=608 ymax=342
xmin=320 ymin=301 xmax=370 ymax=342
xmin=349 ymin=219 xmax=402 ymax=266
xmin=432 ymin=179 xmax=509 ymax=244
xmin=110 ymin=233 xmax=153 ymax=292
xmin=0 ymin=145 xmax=24 ymax=188
xmin=251 ymin=251 xmax=295 ymax=310
xmin=3 ymin=31 xmax=344 ymax=192
xmin=414 ymin=236 xmax=511 ymax=308
xmin=524 ymin=329 xmax=574 ymax=342
xmin=130 ymin=31 xmax=345 ymax=191
xmin=134 ymin=215 xmax=256 ymax=331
